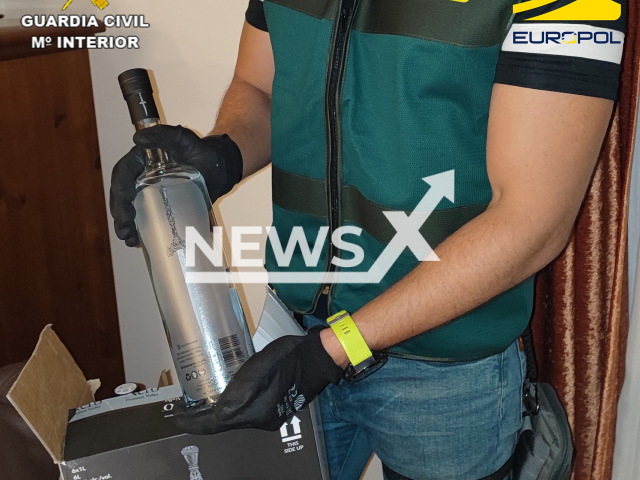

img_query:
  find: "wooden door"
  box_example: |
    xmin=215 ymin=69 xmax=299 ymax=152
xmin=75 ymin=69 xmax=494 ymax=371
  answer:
xmin=0 ymin=27 xmax=124 ymax=399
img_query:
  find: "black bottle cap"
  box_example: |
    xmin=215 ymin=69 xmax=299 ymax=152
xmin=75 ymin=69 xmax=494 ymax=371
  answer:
xmin=118 ymin=68 xmax=160 ymax=124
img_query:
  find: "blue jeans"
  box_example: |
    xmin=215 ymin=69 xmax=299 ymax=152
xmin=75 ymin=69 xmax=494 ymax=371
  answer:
xmin=304 ymin=316 xmax=526 ymax=480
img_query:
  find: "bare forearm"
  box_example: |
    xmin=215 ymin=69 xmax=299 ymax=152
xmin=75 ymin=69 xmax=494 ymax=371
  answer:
xmin=321 ymin=201 xmax=572 ymax=367
xmin=211 ymin=75 xmax=272 ymax=178
xmin=362 ymin=199 xmax=569 ymax=342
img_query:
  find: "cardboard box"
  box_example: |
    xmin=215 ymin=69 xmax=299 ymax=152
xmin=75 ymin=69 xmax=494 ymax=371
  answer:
xmin=62 ymin=385 xmax=325 ymax=480
xmin=7 ymin=325 xmax=329 ymax=480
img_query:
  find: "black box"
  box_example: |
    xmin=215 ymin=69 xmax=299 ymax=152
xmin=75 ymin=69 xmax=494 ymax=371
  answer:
xmin=61 ymin=386 xmax=328 ymax=480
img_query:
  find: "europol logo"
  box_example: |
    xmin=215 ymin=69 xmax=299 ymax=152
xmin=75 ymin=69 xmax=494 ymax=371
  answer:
xmin=509 ymin=27 xmax=622 ymax=46
xmin=62 ymin=0 xmax=109 ymax=10
xmin=504 ymin=0 xmax=625 ymax=63
xmin=514 ymin=0 xmax=622 ymax=21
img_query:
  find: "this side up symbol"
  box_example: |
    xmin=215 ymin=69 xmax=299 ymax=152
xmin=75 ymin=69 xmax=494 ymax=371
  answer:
xmin=280 ymin=416 xmax=302 ymax=443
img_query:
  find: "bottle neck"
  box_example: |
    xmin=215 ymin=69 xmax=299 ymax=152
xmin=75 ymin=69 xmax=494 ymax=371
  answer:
xmin=134 ymin=118 xmax=177 ymax=173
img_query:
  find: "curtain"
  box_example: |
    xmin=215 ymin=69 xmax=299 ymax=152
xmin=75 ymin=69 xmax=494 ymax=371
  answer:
xmin=612 ymin=10 xmax=640 ymax=475
xmin=530 ymin=4 xmax=640 ymax=479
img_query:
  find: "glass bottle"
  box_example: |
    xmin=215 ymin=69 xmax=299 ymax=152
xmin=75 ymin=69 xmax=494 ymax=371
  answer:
xmin=118 ymin=69 xmax=254 ymax=411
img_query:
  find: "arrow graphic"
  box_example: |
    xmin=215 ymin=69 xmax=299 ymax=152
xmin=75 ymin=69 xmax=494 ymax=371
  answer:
xmin=404 ymin=170 xmax=455 ymax=226
xmin=290 ymin=416 xmax=301 ymax=435
xmin=365 ymin=170 xmax=454 ymax=282
xmin=280 ymin=419 xmax=302 ymax=443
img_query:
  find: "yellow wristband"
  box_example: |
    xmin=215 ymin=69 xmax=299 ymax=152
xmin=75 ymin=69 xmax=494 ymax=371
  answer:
xmin=326 ymin=311 xmax=373 ymax=367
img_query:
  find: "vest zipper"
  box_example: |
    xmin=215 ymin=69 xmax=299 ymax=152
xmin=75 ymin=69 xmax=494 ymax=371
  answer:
xmin=315 ymin=0 xmax=358 ymax=315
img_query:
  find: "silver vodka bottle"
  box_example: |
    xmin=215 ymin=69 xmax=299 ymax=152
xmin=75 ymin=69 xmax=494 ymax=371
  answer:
xmin=118 ymin=69 xmax=254 ymax=411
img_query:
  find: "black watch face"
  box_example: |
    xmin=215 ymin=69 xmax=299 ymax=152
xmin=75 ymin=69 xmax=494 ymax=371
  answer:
xmin=345 ymin=353 xmax=388 ymax=383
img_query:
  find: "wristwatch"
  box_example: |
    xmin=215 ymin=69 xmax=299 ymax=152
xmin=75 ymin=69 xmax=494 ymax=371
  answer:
xmin=326 ymin=310 xmax=388 ymax=383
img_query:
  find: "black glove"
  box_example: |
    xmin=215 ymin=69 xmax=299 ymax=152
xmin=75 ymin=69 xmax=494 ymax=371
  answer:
xmin=174 ymin=327 xmax=344 ymax=435
xmin=109 ymin=125 xmax=243 ymax=247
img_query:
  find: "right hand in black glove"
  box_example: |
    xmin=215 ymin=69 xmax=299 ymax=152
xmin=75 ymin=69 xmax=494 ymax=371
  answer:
xmin=109 ymin=125 xmax=243 ymax=247
xmin=172 ymin=327 xmax=344 ymax=435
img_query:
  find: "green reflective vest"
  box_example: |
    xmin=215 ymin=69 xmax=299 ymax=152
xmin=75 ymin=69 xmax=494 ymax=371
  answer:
xmin=264 ymin=0 xmax=534 ymax=361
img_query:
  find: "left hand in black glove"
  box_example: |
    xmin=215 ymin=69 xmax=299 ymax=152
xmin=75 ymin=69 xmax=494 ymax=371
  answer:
xmin=175 ymin=327 xmax=344 ymax=435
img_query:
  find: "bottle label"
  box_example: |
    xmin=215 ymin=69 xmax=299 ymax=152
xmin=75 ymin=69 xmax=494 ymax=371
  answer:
xmin=134 ymin=176 xmax=251 ymax=402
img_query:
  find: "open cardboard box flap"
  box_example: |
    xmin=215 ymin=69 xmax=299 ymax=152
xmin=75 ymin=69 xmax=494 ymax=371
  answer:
xmin=6 ymin=325 xmax=100 ymax=464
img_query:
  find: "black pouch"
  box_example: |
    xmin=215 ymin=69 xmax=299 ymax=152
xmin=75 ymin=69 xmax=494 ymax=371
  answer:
xmin=513 ymin=327 xmax=574 ymax=480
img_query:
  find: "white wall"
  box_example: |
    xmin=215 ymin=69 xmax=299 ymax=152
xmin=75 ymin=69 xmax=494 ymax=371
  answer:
xmin=2 ymin=2 xmax=381 ymax=477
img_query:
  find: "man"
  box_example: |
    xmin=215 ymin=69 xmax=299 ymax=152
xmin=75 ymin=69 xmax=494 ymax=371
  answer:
xmin=110 ymin=1 xmax=626 ymax=478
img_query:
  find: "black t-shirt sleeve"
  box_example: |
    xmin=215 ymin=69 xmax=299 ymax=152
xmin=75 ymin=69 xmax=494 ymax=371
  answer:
xmin=495 ymin=0 xmax=626 ymax=100
xmin=246 ymin=0 xmax=268 ymax=32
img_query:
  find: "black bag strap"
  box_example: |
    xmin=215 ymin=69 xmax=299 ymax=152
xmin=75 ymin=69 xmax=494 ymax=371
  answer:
xmin=521 ymin=324 xmax=540 ymax=415
xmin=520 ymin=324 xmax=538 ymax=383
xmin=479 ymin=451 xmax=517 ymax=480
